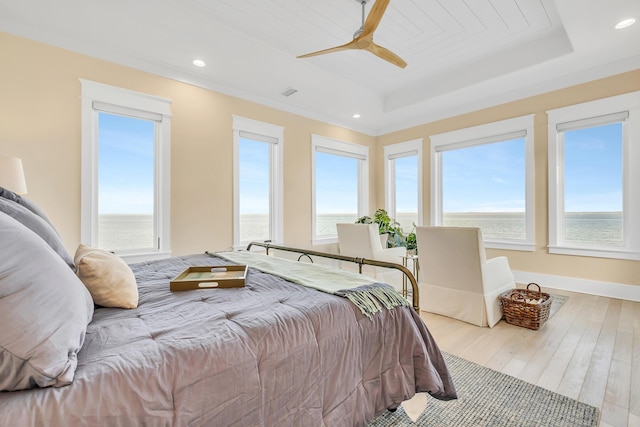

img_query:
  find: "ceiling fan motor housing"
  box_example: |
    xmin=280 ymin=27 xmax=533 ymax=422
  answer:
xmin=353 ymin=0 xmax=369 ymax=38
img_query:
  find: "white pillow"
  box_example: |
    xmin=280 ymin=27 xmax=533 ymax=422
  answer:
xmin=74 ymin=244 xmax=139 ymax=309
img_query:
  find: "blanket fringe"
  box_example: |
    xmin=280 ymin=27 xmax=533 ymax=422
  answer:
xmin=342 ymin=286 xmax=410 ymax=319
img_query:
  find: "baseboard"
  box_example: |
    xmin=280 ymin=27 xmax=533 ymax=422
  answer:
xmin=513 ymin=270 xmax=640 ymax=302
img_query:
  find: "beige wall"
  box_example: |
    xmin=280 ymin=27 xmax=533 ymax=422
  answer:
xmin=377 ymin=69 xmax=640 ymax=287
xmin=1 ymin=31 xmax=639 ymax=288
xmin=0 ymin=32 xmax=376 ymax=256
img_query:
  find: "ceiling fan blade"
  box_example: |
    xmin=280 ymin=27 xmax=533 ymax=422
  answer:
xmin=297 ymin=39 xmax=357 ymax=59
xmin=361 ymin=0 xmax=390 ymax=37
xmin=368 ymin=42 xmax=407 ymax=68
xmin=297 ymin=0 xmax=407 ymax=69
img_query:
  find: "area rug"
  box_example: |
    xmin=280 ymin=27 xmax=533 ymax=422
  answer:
xmin=549 ymin=293 xmax=568 ymax=319
xmin=367 ymin=351 xmax=598 ymax=427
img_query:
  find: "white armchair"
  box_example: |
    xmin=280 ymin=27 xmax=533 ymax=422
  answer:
xmin=336 ymin=223 xmax=406 ymax=291
xmin=416 ymin=226 xmax=515 ymax=328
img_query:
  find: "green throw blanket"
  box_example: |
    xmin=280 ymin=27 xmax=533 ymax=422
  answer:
xmin=215 ymin=251 xmax=409 ymax=318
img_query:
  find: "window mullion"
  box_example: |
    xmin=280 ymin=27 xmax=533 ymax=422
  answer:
xmin=153 ymin=121 xmax=161 ymax=250
xmin=387 ymin=158 xmax=396 ymax=219
xmin=555 ymin=132 xmax=565 ymax=246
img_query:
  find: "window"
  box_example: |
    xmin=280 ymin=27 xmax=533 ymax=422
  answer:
xmin=97 ymin=113 xmax=155 ymax=251
xmin=384 ymin=139 xmax=422 ymax=233
xmin=547 ymin=91 xmax=640 ymax=260
xmin=430 ymin=115 xmax=535 ymax=251
xmin=312 ymin=135 xmax=369 ymax=244
xmin=80 ymin=80 xmax=171 ymax=262
xmin=233 ymin=116 xmax=283 ymax=249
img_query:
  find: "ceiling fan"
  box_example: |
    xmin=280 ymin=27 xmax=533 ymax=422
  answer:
xmin=297 ymin=0 xmax=407 ymax=69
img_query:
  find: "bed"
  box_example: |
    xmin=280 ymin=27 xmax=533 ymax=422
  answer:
xmin=0 ymin=189 xmax=456 ymax=426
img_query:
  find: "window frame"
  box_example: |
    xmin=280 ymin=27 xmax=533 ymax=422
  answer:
xmin=430 ymin=114 xmax=535 ymax=251
xmin=383 ymin=138 xmax=423 ymax=229
xmin=80 ymin=79 xmax=172 ymax=263
xmin=547 ymin=91 xmax=640 ymax=260
xmin=232 ymin=115 xmax=284 ymax=250
xmin=311 ymin=134 xmax=369 ymax=245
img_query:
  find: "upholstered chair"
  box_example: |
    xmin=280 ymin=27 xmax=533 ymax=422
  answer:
xmin=416 ymin=226 xmax=515 ymax=327
xmin=336 ymin=223 xmax=406 ymax=291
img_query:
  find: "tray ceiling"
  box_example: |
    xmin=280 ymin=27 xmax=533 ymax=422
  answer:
xmin=0 ymin=0 xmax=639 ymax=135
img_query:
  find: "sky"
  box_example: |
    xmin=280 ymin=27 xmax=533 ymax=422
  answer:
xmin=99 ymin=117 xmax=623 ymax=216
xmin=563 ymin=123 xmax=622 ymax=212
xmin=442 ymin=123 xmax=621 ymax=213
xmin=311 ymin=123 xmax=620 ymax=215
xmin=98 ymin=112 xmax=155 ymax=215
xmin=315 ymin=152 xmax=358 ymax=214
xmin=394 ymin=155 xmax=418 ymax=213
xmin=239 ymin=138 xmax=270 ymax=214
xmin=442 ymin=137 xmax=526 ymax=213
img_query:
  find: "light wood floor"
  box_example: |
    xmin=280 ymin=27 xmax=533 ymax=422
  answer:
xmin=419 ymin=288 xmax=640 ymax=427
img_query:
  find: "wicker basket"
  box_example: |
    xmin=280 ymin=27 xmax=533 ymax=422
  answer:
xmin=499 ymin=283 xmax=553 ymax=330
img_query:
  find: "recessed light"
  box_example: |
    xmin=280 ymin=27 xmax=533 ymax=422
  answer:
xmin=352 ymin=114 xmax=361 ymax=119
xmin=615 ymin=18 xmax=636 ymax=29
xmin=192 ymin=59 xmax=206 ymax=67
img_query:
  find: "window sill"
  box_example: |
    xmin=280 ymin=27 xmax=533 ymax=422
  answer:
xmin=312 ymin=236 xmax=338 ymax=246
xmin=484 ymin=240 xmax=535 ymax=252
xmin=119 ymin=250 xmax=172 ymax=264
xmin=548 ymin=245 xmax=640 ymax=261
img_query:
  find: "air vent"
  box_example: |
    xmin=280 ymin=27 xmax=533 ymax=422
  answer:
xmin=281 ymin=87 xmax=298 ymax=97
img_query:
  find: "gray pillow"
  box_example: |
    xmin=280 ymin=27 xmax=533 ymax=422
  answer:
xmin=0 ymin=192 xmax=75 ymax=271
xmin=0 ymin=212 xmax=94 ymax=391
xmin=0 ymin=186 xmax=57 ymax=231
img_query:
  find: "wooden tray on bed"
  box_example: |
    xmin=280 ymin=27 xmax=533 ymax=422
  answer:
xmin=170 ymin=265 xmax=247 ymax=291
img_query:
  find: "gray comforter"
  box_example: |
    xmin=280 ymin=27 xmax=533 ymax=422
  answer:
xmin=0 ymin=253 xmax=456 ymax=426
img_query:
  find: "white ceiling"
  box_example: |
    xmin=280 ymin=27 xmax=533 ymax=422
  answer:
xmin=1 ymin=0 xmax=639 ymax=135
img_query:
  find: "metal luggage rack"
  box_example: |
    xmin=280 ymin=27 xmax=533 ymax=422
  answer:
xmin=245 ymin=241 xmax=419 ymax=312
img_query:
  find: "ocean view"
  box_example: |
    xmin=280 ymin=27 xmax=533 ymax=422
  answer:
xmin=99 ymin=211 xmax=623 ymax=250
xmin=99 ymin=214 xmax=154 ymax=251
xmin=561 ymin=212 xmax=623 ymax=245
xmin=443 ymin=212 xmax=623 ymax=245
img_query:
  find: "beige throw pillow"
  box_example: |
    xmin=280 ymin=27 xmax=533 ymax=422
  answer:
xmin=74 ymin=244 xmax=138 ymax=309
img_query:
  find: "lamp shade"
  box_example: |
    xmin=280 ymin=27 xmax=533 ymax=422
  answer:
xmin=0 ymin=155 xmax=28 ymax=194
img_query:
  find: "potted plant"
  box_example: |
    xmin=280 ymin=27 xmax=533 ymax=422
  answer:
xmin=405 ymin=226 xmax=417 ymax=255
xmin=356 ymin=209 xmax=407 ymax=249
